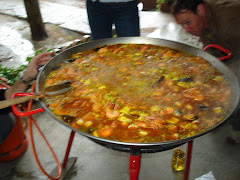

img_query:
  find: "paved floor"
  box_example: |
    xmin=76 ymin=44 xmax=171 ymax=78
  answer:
xmin=0 ymin=0 xmax=240 ymax=180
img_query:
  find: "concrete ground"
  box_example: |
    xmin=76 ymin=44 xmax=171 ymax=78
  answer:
xmin=0 ymin=0 xmax=240 ymax=180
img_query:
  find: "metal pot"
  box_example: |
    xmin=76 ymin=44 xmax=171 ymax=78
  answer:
xmin=36 ymin=37 xmax=240 ymax=153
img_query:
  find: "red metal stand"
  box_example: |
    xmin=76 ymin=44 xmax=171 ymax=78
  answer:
xmin=62 ymin=130 xmax=76 ymax=168
xmin=128 ymin=141 xmax=194 ymax=180
xmin=129 ymin=154 xmax=141 ymax=180
xmin=184 ymin=140 xmax=193 ymax=180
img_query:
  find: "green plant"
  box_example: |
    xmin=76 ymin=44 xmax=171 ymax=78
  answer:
xmin=0 ymin=49 xmax=49 ymax=86
xmin=156 ymin=0 xmax=174 ymax=11
xmin=157 ymin=0 xmax=165 ymax=4
xmin=67 ymin=36 xmax=75 ymax=41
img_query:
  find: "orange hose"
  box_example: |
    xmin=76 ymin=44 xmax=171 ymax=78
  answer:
xmin=25 ymin=81 xmax=62 ymax=180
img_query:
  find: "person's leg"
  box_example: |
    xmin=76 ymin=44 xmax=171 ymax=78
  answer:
xmin=0 ymin=113 xmax=14 ymax=144
xmin=86 ymin=0 xmax=113 ymax=40
xmin=227 ymin=108 xmax=240 ymax=144
xmin=113 ymin=0 xmax=140 ymax=37
xmin=225 ymin=56 xmax=240 ymax=143
xmin=229 ymin=110 xmax=240 ymax=131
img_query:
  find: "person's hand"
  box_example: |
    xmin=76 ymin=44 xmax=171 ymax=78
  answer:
xmin=23 ymin=52 xmax=53 ymax=81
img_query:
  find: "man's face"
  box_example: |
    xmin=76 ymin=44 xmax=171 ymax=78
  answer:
xmin=175 ymin=9 xmax=205 ymax=36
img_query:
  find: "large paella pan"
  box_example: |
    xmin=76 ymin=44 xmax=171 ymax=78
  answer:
xmin=36 ymin=37 xmax=239 ymax=152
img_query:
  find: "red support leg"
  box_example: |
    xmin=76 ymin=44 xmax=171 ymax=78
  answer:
xmin=129 ymin=154 xmax=141 ymax=180
xmin=62 ymin=130 xmax=76 ymax=168
xmin=184 ymin=140 xmax=193 ymax=180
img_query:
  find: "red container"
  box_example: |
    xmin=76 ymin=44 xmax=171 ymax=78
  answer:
xmin=0 ymin=78 xmax=28 ymax=162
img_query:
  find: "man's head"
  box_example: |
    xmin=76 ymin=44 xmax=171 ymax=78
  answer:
xmin=172 ymin=0 xmax=207 ymax=36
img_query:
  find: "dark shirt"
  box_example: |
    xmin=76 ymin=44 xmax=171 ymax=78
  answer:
xmin=201 ymin=0 xmax=240 ymax=57
xmin=0 ymin=89 xmax=14 ymax=144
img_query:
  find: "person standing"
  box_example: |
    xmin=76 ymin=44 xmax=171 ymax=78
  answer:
xmin=0 ymin=52 xmax=53 ymax=161
xmin=171 ymin=0 xmax=240 ymax=143
xmin=86 ymin=0 xmax=140 ymax=40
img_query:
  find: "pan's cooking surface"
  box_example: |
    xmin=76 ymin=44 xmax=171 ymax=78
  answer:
xmin=36 ymin=37 xmax=239 ymax=149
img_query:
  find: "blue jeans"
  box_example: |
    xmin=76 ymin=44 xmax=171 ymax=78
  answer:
xmin=86 ymin=0 xmax=140 ymax=40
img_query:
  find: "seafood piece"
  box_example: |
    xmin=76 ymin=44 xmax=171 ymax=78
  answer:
xmin=183 ymin=114 xmax=199 ymax=121
xmin=199 ymin=104 xmax=210 ymax=111
xmin=106 ymin=103 xmax=120 ymax=119
xmin=62 ymin=115 xmax=74 ymax=122
xmin=152 ymin=75 xmax=165 ymax=88
xmin=179 ymin=77 xmax=194 ymax=82
xmin=98 ymin=121 xmax=117 ymax=137
xmin=98 ymin=126 xmax=113 ymax=137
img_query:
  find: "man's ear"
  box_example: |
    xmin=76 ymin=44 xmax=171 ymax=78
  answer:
xmin=197 ymin=4 xmax=205 ymax=16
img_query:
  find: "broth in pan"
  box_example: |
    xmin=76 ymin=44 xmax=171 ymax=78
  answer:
xmin=44 ymin=44 xmax=232 ymax=143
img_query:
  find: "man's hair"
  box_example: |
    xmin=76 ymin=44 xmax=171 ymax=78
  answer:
xmin=172 ymin=0 xmax=204 ymax=15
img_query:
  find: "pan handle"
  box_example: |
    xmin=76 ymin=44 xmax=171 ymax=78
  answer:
xmin=203 ymin=44 xmax=232 ymax=61
xmin=11 ymin=92 xmax=44 ymax=116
